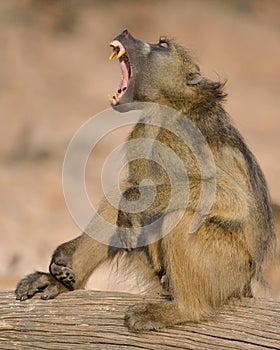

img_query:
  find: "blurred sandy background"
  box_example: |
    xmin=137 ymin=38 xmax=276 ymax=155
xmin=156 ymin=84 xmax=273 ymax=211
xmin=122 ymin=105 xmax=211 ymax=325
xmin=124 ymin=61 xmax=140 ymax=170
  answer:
xmin=0 ymin=0 xmax=279 ymax=294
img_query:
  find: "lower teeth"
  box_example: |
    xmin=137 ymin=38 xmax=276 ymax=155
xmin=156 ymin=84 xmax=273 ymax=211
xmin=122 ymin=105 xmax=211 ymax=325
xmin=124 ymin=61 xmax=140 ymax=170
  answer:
xmin=109 ymin=87 xmax=127 ymax=105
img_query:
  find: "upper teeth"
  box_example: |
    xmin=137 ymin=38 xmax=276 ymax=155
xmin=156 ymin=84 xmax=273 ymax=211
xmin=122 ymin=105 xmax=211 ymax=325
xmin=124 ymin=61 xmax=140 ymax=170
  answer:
xmin=109 ymin=40 xmax=127 ymax=60
xmin=109 ymin=50 xmax=117 ymax=60
xmin=117 ymin=49 xmax=126 ymax=59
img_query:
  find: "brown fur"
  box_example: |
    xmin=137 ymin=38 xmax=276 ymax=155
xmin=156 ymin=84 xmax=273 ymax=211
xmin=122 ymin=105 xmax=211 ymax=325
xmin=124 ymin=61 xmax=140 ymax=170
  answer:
xmin=16 ymin=30 xmax=275 ymax=331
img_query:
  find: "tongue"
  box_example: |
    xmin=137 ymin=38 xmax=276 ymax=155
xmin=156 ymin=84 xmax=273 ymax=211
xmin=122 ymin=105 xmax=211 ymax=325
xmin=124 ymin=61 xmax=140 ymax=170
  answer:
xmin=119 ymin=59 xmax=130 ymax=91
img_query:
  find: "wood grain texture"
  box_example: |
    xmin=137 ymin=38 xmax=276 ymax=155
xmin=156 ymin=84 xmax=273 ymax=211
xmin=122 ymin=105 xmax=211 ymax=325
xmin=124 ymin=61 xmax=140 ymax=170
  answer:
xmin=0 ymin=290 xmax=279 ymax=350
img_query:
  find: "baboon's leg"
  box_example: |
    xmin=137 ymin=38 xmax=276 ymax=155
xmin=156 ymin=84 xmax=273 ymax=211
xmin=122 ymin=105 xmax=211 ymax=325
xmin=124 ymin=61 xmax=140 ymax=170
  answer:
xmin=126 ymin=213 xmax=253 ymax=331
xmin=49 ymin=181 xmax=134 ymax=289
xmin=15 ymin=181 xmax=135 ymax=300
xmin=15 ymin=233 xmax=110 ymax=301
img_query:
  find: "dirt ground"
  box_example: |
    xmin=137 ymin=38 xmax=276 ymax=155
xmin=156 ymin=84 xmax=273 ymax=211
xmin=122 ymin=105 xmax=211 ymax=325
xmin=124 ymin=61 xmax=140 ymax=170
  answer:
xmin=0 ymin=0 xmax=280 ymax=295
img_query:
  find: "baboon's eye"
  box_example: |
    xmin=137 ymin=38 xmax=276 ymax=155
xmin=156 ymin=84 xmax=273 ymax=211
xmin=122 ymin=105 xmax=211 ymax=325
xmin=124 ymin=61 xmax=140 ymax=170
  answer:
xmin=159 ymin=40 xmax=169 ymax=49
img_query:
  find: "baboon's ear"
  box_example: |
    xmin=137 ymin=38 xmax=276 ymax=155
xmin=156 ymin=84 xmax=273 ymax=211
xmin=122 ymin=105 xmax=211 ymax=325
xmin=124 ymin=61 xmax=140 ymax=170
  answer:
xmin=187 ymin=72 xmax=203 ymax=85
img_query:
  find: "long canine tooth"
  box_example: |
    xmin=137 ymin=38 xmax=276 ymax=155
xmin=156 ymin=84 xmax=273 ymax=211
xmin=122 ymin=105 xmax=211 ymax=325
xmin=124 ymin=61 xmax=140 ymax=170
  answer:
xmin=108 ymin=94 xmax=119 ymax=104
xmin=109 ymin=50 xmax=117 ymax=60
xmin=117 ymin=49 xmax=126 ymax=59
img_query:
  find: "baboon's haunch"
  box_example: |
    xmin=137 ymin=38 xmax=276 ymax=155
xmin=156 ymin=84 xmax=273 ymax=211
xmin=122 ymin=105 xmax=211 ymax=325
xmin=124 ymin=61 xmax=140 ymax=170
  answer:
xmin=16 ymin=30 xmax=275 ymax=331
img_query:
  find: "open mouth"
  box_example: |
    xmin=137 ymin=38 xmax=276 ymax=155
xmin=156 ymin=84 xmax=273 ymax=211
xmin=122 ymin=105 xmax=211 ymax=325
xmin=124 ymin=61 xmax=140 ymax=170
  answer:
xmin=109 ymin=40 xmax=131 ymax=105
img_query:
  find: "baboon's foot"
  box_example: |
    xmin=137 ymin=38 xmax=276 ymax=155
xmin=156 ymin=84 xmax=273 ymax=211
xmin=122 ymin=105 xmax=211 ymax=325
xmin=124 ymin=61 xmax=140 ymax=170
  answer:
xmin=49 ymin=258 xmax=75 ymax=289
xmin=125 ymin=302 xmax=183 ymax=332
xmin=15 ymin=271 xmax=68 ymax=301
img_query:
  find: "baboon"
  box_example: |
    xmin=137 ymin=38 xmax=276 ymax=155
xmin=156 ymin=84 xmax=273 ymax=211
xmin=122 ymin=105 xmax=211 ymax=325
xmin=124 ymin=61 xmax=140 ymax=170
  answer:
xmin=16 ymin=30 xmax=275 ymax=331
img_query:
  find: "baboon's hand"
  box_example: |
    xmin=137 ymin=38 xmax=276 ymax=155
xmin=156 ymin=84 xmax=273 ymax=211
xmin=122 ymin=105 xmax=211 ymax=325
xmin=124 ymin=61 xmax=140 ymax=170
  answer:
xmin=15 ymin=271 xmax=69 ymax=301
xmin=49 ymin=254 xmax=75 ymax=289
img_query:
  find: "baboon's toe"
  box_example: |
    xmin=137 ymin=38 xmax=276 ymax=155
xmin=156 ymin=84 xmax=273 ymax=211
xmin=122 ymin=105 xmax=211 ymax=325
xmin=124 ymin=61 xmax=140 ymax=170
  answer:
xmin=50 ymin=262 xmax=75 ymax=288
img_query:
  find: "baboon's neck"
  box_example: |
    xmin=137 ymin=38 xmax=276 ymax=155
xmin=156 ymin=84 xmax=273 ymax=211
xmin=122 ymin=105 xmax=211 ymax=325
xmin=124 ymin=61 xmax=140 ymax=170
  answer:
xmin=160 ymin=79 xmax=227 ymax=122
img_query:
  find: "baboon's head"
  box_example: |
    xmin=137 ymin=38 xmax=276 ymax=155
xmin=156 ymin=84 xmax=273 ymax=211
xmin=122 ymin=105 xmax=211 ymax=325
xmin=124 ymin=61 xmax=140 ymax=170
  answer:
xmin=109 ymin=30 xmax=204 ymax=109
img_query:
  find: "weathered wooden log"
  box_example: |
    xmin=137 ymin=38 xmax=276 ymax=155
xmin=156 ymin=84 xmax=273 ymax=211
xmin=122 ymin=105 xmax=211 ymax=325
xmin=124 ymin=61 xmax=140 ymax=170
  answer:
xmin=0 ymin=290 xmax=279 ymax=350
